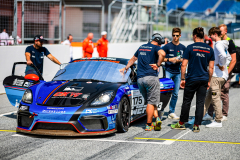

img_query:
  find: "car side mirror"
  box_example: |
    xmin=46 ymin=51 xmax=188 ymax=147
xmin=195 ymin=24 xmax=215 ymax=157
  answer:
xmin=24 ymin=74 xmax=39 ymax=81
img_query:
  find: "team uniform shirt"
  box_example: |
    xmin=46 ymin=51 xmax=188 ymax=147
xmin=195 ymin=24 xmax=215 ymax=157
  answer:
xmin=97 ymin=38 xmax=108 ymax=57
xmin=162 ymin=42 xmax=186 ymax=74
xmin=82 ymin=38 xmax=94 ymax=58
xmin=25 ymin=45 xmax=50 ymax=74
xmin=204 ymin=38 xmax=213 ymax=48
xmin=183 ymin=42 xmax=215 ymax=82
xmin=134 ymin=42 xmax=161 ymax=79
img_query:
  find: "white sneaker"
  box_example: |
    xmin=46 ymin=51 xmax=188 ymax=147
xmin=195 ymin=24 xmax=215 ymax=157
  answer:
xmin=202 ymin=113 xmax=213 ymax=121
xmin=221 ymin=116 xmax=228 ymax=121
xmin=206 ymin=121 xmax=222 ymax=128
xmin=168 ymin=113 xmax=179 ymax=120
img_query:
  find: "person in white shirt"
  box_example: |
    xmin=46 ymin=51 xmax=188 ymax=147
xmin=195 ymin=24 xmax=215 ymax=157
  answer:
xmin=61 ymin=34 xmax=73 ymax=61
xmin=0 ymin=29 xmax=9 ymax=46
xmin=204 ymin=27 xmax=231 ymax=128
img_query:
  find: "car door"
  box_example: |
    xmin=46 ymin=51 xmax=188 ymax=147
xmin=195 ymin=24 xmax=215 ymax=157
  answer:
xmin=129 ymin=64 xmax=174 ymax=122
xmin=3 ymin=62 xmax=44 ymax=107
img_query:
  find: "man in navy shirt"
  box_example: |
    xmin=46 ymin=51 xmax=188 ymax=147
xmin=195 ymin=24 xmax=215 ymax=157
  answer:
xmin=171 ymin=27 xmax=215 ymax=132
xmin=25 ymin=35 xmax=61 ymax=75
xmin=120 ymin=33 xmax=166 ymax=131
xmin=161 ymin=28 xmax=186 ymax=120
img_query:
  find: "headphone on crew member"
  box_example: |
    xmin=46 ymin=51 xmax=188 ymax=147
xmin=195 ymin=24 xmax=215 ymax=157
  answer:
xmin=150 ymin=33 xmax=165 ymax=45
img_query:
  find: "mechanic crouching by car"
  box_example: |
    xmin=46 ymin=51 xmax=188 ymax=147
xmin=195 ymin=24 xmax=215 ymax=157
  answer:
xmin=25 ymin=35 xmax=61 ymax=76
xmin=120 ymin=33 xmax=166 ymax=131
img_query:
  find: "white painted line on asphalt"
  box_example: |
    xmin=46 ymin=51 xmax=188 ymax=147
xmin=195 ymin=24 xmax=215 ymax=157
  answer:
xmin=12 ymin=134 xmax=27 ymax=137
xmin=11 ymin=134 xmax=171 ymax=145
xmin=79 ymin=138 xmax=170 ymax=145
xmin=164 ymin=130 xmax=192 ymax=145
xmin=0 ymin=111 xmax=17 ymax=117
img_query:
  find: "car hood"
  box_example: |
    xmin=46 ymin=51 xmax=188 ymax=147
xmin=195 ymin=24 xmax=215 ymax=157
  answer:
xmin=36 ymin=81 xmax=121 ymax=106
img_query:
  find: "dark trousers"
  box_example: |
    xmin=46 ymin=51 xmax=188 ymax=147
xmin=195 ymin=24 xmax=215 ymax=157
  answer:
xmin=180 ymin=80 xmax=208 ymax=125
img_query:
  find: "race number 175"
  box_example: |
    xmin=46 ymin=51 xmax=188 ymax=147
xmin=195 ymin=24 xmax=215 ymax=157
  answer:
xmin=133 ymin=96 xmax=143 ymax=105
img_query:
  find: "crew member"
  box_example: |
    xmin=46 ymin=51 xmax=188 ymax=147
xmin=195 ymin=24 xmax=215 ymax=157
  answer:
xmin=171 ymin=27 xmax=215 ymax=132
xmin=120 ymin=33 xmax=166 ymax=131
xmin=25 ymin=35 xmax=61 ymax=75
xmin=204 ymin=27 xmax=230 ymax=128
xmin=204 ymin=34 xmax=213 ymax=48
xmin=0 ymin=29 xmax=9 ymax=46
xmin=97 ymin=31 xmax=108 ymax=57
xmin=82 ymin=33 xmax=94 ymax=58
xmin=161 ymin=28 xmax=186 ymax=120
xmin=62 ymin=34 xmax=73 ymax=61
xmin=203 ymin=24 xmax=237 ymax=121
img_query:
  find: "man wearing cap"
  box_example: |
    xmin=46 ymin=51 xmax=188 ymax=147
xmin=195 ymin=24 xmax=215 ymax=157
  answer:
xmin=82 ymin=33 xmax=94 ymax=58
xmin=25 ymin=35 xmax=61 ymax=75
xmin=97 ymin=31 xmax=108 ymax=57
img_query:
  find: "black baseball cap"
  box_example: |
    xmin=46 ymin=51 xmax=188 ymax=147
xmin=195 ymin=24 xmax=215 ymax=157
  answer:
xmin=33 ymin=35 xmax=46 ymax=42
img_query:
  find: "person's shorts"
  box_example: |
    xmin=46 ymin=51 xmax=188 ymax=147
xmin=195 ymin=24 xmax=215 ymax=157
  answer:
xmin=137 ymin=76 xmax=160 ymax=106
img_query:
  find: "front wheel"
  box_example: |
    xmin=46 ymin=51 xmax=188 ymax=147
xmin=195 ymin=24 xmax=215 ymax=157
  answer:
xmin=116 ymin=96 xmax=131 ymax=133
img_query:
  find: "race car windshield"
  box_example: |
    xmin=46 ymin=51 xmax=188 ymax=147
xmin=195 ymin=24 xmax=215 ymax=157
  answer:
xmin=53 ymin=61 xmax=131 ymax=83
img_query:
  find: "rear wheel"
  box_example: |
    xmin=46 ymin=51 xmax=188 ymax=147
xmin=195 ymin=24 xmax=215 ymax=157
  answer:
xmin=116 ymin=96 xmax=131 ymax=133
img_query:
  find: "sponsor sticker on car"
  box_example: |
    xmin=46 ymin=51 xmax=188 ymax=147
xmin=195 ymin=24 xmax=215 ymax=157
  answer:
xmin=108 ymin=109 xmax=118 ymax=114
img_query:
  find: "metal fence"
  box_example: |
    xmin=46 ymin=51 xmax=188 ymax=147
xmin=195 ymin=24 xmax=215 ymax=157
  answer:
xmin=0 ymin=0 xmax=14 ymax=45
xmin=0 ymin=0 xmax=239 ymax=45
xmin=108 ymin=1 xmax=166 ymax=42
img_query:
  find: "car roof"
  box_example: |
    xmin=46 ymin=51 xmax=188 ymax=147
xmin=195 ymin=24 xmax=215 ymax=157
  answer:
xmin=71 ymin=57 xmax=130 ymax=65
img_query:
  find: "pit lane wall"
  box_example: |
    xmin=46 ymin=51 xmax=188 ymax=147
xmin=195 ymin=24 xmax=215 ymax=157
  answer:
xmin=1 ymin=40 xmax=240 ymax=93
xmin=0 ymin=45 xmax=69 ymax=93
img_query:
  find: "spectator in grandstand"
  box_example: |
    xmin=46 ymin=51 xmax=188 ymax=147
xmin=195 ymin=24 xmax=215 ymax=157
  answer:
xmin=119 ymin=33 xmax=166 ymax=131
xmin=203 ymin=24 xmax=237 ymax=121
xmin=161 ymin=28 xmax=186 ymax=120
xmin=204 ymin=27 xmax=230 ymax=128
xmin=62 ymin=34 xmax=73 ymax=61
xmin=97 ymin=31 xmax=108 ymax=57
xmin=25 ymin=35 xmax=61 ymax=75
xmin=0 ymin=29 xmax=9 ymax=46
xmin=171 ymin=27 xmax=214 ymax=132
xmin=82 ymin=33 xmax=94 ymax=58
xmin=204 ymin=34 xmax=213 ymax=48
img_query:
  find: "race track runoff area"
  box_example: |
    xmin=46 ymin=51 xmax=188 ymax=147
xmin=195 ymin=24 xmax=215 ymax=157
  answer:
xmin=0 ymin=89 xmax=240 ymax=160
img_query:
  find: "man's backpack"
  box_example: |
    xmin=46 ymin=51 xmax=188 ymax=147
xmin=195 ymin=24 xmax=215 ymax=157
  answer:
xmin=232 ymin=46 xmax=240 ymax=73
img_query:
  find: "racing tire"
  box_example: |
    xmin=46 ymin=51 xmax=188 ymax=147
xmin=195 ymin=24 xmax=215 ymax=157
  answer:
xmin=116 ymin=96 xmax=131 ymax=133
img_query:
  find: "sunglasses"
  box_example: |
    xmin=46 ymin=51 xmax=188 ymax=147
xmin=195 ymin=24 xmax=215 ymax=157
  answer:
xmin=172 ymin=35 xmax=180 ymax=37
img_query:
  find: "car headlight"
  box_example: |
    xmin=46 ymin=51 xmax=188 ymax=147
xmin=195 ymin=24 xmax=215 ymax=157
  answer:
xmin=91 ymin=91 xmax=114 ymax=105
xmin=22 ymin=89 xmax=33 ymax=104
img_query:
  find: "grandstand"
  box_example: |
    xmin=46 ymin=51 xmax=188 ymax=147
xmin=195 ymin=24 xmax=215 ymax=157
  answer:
xmin=166 ymin=0 xmax=240 ymax=15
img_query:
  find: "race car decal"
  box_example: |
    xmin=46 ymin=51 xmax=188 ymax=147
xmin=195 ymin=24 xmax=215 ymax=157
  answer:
xmin=131 ymin=90 xmax=146 ymax=115
xmin=63 ymin=86 xmax=84 ymax=92
xmin=52 ymin=92 xmax=82 ymax=98
xmin=42 ymin=81 xmax=69 ymax=104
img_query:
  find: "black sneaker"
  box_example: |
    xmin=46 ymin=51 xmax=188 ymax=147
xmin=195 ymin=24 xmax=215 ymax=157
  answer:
xmin=192 ymin=125 xmax=200 ymax=133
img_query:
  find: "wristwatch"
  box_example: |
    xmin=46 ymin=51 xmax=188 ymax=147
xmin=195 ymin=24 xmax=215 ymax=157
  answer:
xmin=156 ymin=63 xmax=160 ymax=67
xmin=167 ymin=58 xmax=169 ymax=62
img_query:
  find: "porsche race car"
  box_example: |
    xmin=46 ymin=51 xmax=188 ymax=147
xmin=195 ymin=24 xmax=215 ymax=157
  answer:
xmin=3 ymin=58 xmax=174 ymax=136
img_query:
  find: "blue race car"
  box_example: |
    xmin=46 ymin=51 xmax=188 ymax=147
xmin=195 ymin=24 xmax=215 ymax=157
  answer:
xmin=3 ymin=58 xmax=174 ymax=136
